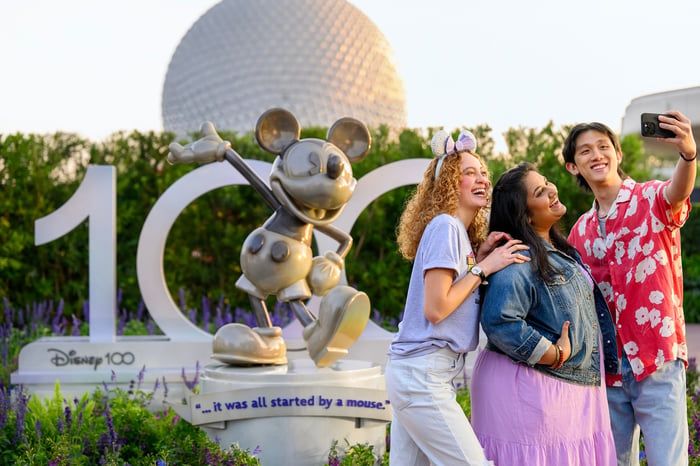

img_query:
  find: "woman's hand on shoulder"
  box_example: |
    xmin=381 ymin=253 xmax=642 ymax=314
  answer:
xmin=478 ymin=237 xmax=530 ymax=277
xmin=475 ymin=231 xmax=510 ymax=262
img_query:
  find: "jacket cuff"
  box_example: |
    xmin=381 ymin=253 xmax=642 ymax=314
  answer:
xmin=527 ymin=336 xmax=552 ymax=366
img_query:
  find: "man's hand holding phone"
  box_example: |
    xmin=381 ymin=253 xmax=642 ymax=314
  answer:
xmin=641 ymin=111 xmax=696 ymax=163
xmin=641 ymin=113 xmax=677 ymax=139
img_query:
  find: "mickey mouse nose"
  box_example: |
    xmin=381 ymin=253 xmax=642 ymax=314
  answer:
xmin=327 ymin=154 xmax=345 ymax=179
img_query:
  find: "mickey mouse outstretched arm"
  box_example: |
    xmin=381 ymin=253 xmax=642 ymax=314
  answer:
xmin=222 ymin=148 xmax=280 ymax=210
xmin=168 ymin=121 xmax=280 ymax=210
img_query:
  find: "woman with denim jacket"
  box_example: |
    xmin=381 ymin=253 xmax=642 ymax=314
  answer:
xmin=470 ymin=162 xmax=619 ymax=465
xmin=385 ymin=131 xmax=530 ymax=466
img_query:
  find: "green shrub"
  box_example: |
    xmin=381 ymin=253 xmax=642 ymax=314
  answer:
xmin=326 ymin=438 xmax=389 ymax=466
xmin=0 ymin=379 xmax=261 ymax=465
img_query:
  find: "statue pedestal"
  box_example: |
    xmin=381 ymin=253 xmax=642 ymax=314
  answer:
xmin=171 ymin=359 xmax=390 ymax=465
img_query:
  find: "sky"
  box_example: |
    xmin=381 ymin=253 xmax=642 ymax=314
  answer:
xmin=2 ymin=0 xmax=700 ymax=153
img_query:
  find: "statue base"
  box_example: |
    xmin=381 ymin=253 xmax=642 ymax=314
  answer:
xmin=170 ymin=358 xmax=390 ymax=465
xmin=10 ymin=336 xmax=212 ymax=409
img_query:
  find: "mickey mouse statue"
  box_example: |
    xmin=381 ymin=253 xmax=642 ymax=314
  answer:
xmin=167 ymin=108 xmax=371 ymax=367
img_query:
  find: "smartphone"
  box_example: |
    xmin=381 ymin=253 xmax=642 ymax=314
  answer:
xmin=641 ymin=113 xmax=676 ymax=138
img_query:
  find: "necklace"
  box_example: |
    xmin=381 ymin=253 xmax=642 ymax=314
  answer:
xmin=596 ymin=202 xmax=612 ymax=220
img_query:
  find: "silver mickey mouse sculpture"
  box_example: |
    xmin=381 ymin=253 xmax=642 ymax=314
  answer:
xmin=167 ymin=108 xmax=372 ymax=367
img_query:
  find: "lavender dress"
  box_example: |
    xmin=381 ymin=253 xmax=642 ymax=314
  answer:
xmin=470 ymin=347 xmax=616 ymax=465
xmin=470 ymin=265 xmax=616 ymax=465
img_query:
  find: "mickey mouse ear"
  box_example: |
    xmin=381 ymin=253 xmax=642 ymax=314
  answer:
xmin=454 ymin=130 xmax=478 ymax=153
xmin=327 ymin=117 xmax=371 ymax=162
xmin=431 ymin=130 xmax=457 ymax=179
xmin=431 ymin=130 xmax=452 ymax=157
xmin=255 ymin=108 xmax=300 ymax=154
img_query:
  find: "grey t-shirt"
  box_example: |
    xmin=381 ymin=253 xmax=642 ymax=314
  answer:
xmin=389 ymin=214 xmax=481 ymax=358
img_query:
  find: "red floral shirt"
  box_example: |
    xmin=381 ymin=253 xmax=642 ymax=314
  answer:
xmin=568 ymin=178 xmax=690 ymax=385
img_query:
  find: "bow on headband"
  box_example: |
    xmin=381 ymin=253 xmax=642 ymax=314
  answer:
xmin=430 ymin=130 xmax=478 ymax=179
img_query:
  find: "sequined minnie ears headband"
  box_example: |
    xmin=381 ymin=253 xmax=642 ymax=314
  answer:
xmin=430 ymin=130 xmax=478 ymax=179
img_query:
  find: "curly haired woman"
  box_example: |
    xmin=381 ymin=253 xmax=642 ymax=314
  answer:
xmin=385 ymin=130 xmax=529 ymax=466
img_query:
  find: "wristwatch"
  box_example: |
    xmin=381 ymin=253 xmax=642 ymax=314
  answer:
xmin=470 ymin=265 xmax=488 ymax=284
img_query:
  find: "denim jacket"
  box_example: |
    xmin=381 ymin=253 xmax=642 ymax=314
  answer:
xmin=481 ymin=242 xmax=618 ymax=386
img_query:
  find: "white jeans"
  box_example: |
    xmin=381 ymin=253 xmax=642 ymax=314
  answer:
xmin=385 ymin=347 xmax=493 ymax=466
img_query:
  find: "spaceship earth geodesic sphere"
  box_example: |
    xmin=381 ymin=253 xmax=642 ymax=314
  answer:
xmin=162 ymin=0 xmax=407 ymax=136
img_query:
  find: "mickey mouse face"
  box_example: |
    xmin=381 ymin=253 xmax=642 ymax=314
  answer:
xmin=270 ymin=138 xmax=356 ymax=225
xmin=282 ymin=140 xmax=348 ymax=181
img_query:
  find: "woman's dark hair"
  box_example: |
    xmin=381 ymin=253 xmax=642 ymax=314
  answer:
xmin=490 ymin=162 xmax=578 ymax=282
xmin=561 ymin=121 xmax=626 ymax=192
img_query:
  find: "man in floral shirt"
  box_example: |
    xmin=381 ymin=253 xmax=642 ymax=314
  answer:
xmin=563 ymin=111 xmax=696 ymax=466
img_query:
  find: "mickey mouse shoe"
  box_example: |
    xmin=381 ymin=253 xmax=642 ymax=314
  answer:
xmin=212 ymin=323 xmax=288 ymax=366
xmin=302 ymin=285 xmax=370 ymax=367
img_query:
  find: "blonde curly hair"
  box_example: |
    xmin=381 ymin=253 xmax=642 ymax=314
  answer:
xmin=396 ymin=151 xmax=490 ymax=260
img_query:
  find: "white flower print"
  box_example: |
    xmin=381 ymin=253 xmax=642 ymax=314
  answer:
xmin=584 ymin=238 xmax=592 ymax=256
xmin=605 ymin=232 xmax=616 ymax=249
xmin=633 ymin=219 xmax=648 ymax=238
xmin=680 ymin=203 xmax=689 ymax=219
xmin=641 ymin=240 xmax=655 ymax=256
xmin=616 ymin=226 xmax=631 ymax=241
xmin=675 ymin=258 xmax=683 ymax=278
xmin=648 ymin=309 xmax=661 ymax=328
xmin=616 ymin=294 xmax=627 ymax=312
xmin=635 ymin=257 xmax=656 ymax=283
xmin=592 ymin=237 xmax=606 ymax=260
xmin=664 ymin=206 xmax=674 ymax=224
xmin=673 ymin=293 xmax=681 ymax=308
xmin=615 ymin=242 xmax=625 ymax=264
xmin=598 ymin=282 xmax=613 ymax=301
xmin=624 ymin=341 xmax=639 ymax=356
xmin=635 ymin=307 xmax=650 ymax=325
xmin=651 ymin=213 xmax=665 ymax=233
xmin=619 ymin=186 xmax=633 ymax=202
xmin=630 ymin=357 xmax=645 ymax=375
xmin=626 ymin=269 xmax=633 ymax=285
xmin=654 ymin=249 xmax=668 ymax=267
xmin=578 ymin=219 xmax=587 ymax=237
xmin=660 ymin=316 xmax=674 ymax=337
xmin=642 ymin=185 xmax=655 ymax=201
xmin=648 ymin=291 xmax=664 ymax=305
xmin=627 ymin=236 xmax=641 ymax=259
xmin=655 ymin=350 xmax=665 ymax=368
xmin=625 ymin=195 xmax=638 ymax=218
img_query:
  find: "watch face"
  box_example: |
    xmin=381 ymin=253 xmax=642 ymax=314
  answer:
xmin=471 ymin=266 xmax=482 ymax=275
